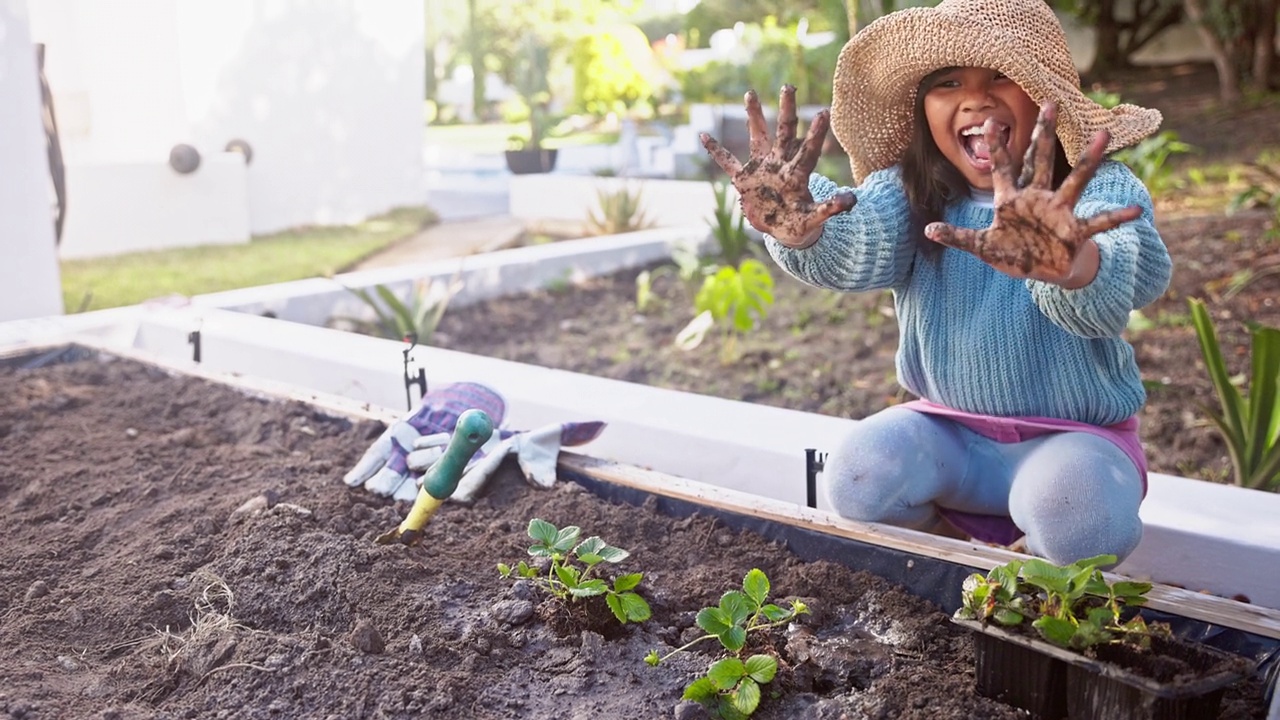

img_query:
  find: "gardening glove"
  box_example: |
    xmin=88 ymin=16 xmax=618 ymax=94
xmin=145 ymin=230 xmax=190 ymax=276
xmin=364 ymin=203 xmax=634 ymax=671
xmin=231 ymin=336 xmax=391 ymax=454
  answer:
xmin=343 ymin=382 xmax=508 ymax=501
xmin=448 ymin=420 xmax=607 ymax=504
xmin=344 ymin=381 xmax=606 ymax=503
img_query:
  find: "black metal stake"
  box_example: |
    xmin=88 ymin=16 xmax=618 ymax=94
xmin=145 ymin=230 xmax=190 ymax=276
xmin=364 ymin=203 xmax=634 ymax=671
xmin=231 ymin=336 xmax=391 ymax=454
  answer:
xmin=804 ymin=448 xmax=826 ymax=509
xmin=402 ymin=333 xmax=427 ymax=410
xmin=187 ymin=330 xmax=202 ymax=363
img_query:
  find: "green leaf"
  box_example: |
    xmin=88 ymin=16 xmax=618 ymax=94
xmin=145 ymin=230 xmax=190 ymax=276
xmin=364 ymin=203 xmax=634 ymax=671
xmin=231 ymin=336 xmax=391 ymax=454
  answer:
xmin=613 ymin=573 xmax=643 ymax=592
xmin=707 ymin=657 xmax=747 ymax=690
xmin=719 ymin=625 xmax=747 ymax=652
xmin=1021 ymin=558 xmax=1073 ymax=596
xmin=732 ymin=677 xmax=762 ymax=716
xmin=1190 ymin=298 xmax=1249 ymax=474
xmin=644 ymin=650 xmax=661 ymax=666
xmin=697 ymin=607 xmax=733 ymax=636
xmin=717 ymin=697 xmax=749 ymax=720
xmin=742 ymin=569 xmax=770 ymax=607
xmin=528 ymin=518 xmax=559 ymax=547
xmin=720 ymin=591 xmax=752 ymax=626
xmin=1245 ymin=323 xmax=1280 ymax=487
xmin=497 ymin=563 xmax=511 ymax=577
xmin=555 ymin=564 xmax=580 ymax=588
xmin=570 ymin=578 xmax=607 ymax=597
xmin=1111 ymin=581 xmax=1153 ymax=602
xmin=1033 ymin=615 xmax=1078 ymax=648
xmin=760 ymin=604 xmax=790 ymax=622
xmin=617 ymin=591 xmax=651 ymax=622
xmin=574 ymin=536 xmax=606 ymax=559
xmin=1069 ymin=555 xmax=1118 ymax=573
xmin=516 ymin=561 xmax=538 ymax=579
xmin=993 ymin=608 xmax=1024 ymax=627
xmin=606 ymin=593 xmax=626 ymax=623
xmin=596 ymin=544 xmax=630 ymax=563
xmin=552 ymin=525 xmax=582 ymax=553
xmin=576 ymin=553 xmax=605 ymax=567
xmin=682 ymin=677 xmax=718 ymax=702
xmin=744 ymin=654 xmax=777 ymax=683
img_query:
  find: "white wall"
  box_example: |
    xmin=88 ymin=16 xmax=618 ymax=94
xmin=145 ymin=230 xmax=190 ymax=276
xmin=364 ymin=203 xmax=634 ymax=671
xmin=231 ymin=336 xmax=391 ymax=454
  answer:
xmin=175 ymin=0 xmax=427 ymax=233
xmin=27 ymin=0 xmax=425 ymax=257
xmin=0 ymin=0 xmax=64 ymax=321
xmin=510 ymin=175 xmax=730 ymax=228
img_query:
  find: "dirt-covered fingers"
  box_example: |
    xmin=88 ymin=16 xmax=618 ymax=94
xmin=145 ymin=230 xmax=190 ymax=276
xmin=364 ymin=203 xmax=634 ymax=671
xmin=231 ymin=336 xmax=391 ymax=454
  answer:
xmin=700 ymin=133 xmax=744 ymax=176
xmin=772 ymin=85 xmax=800 ymax=162
xmin=984 ymin=119 xmax=1017 ymax=195
xmin=783 ymin=109 xmax=832 ymax=185
xmin=1019 ymin=102 xmax=1058 ymax=189
xmin=1079 ymin=205 xmax=1142 ymax=238
xmin=1057 ymin=129 xmax=1111 ymax=203
xmin=924 ymin=222 xmax=982 ymax=254
xmin=811 ymin=190 xmax=857 ymax=222
xmin=745 ymin=90 xmax=771 ymax=159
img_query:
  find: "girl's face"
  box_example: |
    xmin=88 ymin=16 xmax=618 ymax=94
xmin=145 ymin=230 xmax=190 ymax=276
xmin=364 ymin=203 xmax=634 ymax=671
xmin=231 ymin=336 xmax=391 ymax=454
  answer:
xmin=921 ymin=67 xmax=1040 ymax=191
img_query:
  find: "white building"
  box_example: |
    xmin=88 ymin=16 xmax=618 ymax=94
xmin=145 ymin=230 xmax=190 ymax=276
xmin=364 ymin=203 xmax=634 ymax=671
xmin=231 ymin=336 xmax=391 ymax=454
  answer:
xmin=25 ymin=0 xmax=426 ymax=260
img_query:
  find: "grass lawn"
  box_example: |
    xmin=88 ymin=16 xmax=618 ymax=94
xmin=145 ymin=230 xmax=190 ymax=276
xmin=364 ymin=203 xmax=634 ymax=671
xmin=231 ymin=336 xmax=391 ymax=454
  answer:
xmin=61 ymin=206 xmax=435 ymax=313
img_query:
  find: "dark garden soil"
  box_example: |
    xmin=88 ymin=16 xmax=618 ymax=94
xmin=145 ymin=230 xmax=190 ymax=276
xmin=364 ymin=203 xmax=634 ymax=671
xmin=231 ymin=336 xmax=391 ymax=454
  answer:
xmin=9 ymin=354 xmax=1266 ymax=720
xmin=431 ymin=63 xmax=1280 ymax=485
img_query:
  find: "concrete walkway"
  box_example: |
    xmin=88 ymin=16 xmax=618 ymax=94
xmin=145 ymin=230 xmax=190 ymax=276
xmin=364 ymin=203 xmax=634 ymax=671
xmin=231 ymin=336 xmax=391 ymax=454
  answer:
xmin=351 ymin=215 xmax=525 ymax=271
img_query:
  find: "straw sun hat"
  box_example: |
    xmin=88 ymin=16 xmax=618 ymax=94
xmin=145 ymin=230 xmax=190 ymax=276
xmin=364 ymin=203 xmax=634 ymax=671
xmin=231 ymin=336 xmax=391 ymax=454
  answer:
xmin=831 ymin=0 xmax=1162 ymax=184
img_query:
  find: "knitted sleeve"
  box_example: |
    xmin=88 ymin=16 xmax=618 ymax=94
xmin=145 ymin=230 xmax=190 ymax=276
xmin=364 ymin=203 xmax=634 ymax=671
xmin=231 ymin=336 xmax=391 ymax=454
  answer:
xmin=1025 ymin=161 xmax=1172 ymax=338
xmin=763 ymin=168 xmax=916 ymax=292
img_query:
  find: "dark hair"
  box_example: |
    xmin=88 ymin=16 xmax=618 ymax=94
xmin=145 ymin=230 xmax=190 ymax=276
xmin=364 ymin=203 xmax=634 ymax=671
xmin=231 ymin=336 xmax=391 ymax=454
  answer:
xmin=900 ymin=69 xmax=1070 ymax=256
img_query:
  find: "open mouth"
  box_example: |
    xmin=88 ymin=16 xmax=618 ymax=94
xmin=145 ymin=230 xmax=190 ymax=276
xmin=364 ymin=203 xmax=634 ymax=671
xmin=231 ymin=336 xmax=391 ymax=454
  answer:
xmin=959 ymin=121 xmax=1010 ymax=171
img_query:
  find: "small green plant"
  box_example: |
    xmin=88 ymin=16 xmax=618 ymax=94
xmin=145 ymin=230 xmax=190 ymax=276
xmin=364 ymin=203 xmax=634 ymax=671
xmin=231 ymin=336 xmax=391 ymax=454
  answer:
xmin=674 ymin=259 xmax=775 ymax=363
xmin=1113 ymin=130 xmax=1193 ymax=195
xmin=1087 ymin=89 xmax=1193 ymax=194
xmin=646 ymin=569 xmax=807 ymax=720
xmin=955 ymin=555 xmax=1167 ymax=650
xmin=1228 ymin=151 xmax=1280 ymax=239
xmin=588 ymin=184 xmax=653 ymax=236
xmin=341 ymin=275 xmax=461 ymax=343
xmin=709 ymin=180 xmax=754 ymax=265
xmin=1188 ymin=297 xmax=1280 ymax=491
xmin=498 ymin=519 xmax=651 ymax=624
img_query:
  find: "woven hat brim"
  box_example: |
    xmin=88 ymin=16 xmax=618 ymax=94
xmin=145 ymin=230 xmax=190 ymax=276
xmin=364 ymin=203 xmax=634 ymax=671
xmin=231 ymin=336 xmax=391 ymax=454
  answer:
xmin=831 ymin=8 xmax=1162 ymax=184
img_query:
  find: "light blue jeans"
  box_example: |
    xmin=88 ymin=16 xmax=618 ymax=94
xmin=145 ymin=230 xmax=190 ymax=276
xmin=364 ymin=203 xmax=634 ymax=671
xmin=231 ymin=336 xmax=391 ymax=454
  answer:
xmin=823 ymin=407 xmax=1145 ymax=565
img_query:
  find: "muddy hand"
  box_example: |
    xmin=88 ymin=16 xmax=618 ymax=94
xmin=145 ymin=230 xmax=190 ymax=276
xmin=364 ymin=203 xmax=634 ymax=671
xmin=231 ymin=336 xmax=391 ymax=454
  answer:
xmin=700 ymin=85 xmax=855 ymax=248
xmin=924 ymin=102 xmax=1142 ymax=286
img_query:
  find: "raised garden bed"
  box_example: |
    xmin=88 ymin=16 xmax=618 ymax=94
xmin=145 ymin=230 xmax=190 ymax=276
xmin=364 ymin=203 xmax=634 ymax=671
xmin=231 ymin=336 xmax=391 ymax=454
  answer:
xmin=1 ymin=347 xmax=1273 ymax=719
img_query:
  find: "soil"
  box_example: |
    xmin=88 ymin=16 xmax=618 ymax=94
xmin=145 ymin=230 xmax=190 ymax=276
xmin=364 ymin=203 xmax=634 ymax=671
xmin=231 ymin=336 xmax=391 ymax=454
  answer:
xmin=430 ymin=63 xmax=1280 ymax=485
xmin=10 ymin=353 xmax=1267 ymax=720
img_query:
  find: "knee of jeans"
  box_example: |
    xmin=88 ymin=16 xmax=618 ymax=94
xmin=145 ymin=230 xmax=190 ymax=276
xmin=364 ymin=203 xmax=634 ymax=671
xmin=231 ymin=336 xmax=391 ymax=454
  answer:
xmin=1013 ymin=455 xmax=1144 ymax=565
xmin=821 ymin=412 xmax=939 ymax=521
xmin=1028 ymin=510 xmax=1143 ymax=567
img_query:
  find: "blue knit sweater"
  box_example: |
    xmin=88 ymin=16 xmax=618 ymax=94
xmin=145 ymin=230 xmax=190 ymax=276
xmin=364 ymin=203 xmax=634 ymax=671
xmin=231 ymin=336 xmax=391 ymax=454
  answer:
xmin=766 ymin=161 xmax=1172 ymax=426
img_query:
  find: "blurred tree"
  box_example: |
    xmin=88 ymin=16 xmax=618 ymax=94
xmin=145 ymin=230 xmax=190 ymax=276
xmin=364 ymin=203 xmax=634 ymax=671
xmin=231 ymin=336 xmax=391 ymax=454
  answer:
xmin=1183 ymin=0 xmax=1278 ymax=103
xmin=571 ymin=24 xmax=658 ymax=115
xmin=1050 ymin=0 xmax=1183 ymax=77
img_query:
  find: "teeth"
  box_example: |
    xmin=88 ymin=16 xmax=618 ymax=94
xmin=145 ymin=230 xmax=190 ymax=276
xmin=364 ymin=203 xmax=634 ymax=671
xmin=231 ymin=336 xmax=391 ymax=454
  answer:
xmin=961 ymin=126 xmax=985 ymax=137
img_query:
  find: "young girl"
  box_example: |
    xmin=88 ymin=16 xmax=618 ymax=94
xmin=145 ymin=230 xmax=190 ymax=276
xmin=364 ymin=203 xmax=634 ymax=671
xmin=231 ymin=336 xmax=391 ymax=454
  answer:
xmin=700 ymin=0 xmax=1171 ymax=566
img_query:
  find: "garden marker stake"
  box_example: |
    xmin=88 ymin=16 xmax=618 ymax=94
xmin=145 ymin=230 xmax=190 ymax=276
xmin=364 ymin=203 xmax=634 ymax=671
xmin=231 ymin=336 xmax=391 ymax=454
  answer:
xmin=376 ymin=408 xmax=493 ymax=546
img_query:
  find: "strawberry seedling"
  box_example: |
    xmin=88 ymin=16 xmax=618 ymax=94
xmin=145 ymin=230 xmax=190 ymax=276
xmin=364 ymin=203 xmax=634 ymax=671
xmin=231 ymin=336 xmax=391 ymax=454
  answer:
xmin=646 ymin=568 xmax=807 ymax=719
xmin=498 ymin=518 xmax=651 ymax=625
xmin=954 ymin=554 xmax=1170 ymax=650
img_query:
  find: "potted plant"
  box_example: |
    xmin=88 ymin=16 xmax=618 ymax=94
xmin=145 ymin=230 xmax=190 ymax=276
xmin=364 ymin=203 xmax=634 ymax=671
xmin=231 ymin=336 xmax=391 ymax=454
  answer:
xmin=952 ymin=555 xmax=1255 ymax=720
xmin=505 ymin=35 xmax=558 ymax=175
